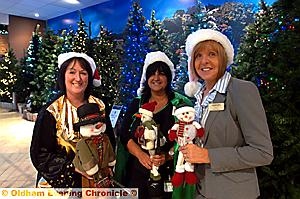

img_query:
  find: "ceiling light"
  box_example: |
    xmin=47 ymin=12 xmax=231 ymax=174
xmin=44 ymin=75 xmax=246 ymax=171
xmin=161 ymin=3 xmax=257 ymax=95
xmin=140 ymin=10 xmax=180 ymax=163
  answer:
xmin=64 ymin=0 xmax=80 ymax=4
xmin=34 ymin=13 xmax=40 ymax=17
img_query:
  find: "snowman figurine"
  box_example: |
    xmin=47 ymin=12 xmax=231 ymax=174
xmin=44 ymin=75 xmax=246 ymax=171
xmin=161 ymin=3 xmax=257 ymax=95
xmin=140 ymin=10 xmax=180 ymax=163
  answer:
xmin=168 ymin=105 xmax=204 ymax=187
xmin=134 ymin=101 xmax=165 ymax=180
xmin=73 ymin=103 xmax=116 ymax=188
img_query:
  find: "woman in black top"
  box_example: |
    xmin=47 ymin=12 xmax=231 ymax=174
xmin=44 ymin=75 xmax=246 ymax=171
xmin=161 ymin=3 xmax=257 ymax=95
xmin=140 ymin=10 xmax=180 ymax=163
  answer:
xmin=119 ymin=51 xmax=192 ymax=199
xmin=30 ymin=52 xmax=115 ymax=188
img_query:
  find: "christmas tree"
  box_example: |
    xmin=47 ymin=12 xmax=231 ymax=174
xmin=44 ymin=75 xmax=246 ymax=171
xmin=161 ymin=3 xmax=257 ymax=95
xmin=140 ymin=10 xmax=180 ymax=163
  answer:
xmin=17 ymin=24 xmax=42 ymax=105
xmin=92 ymin=26 xmax=122 ymax=111
xmin=60 ymin=29 xmax=74 ymax=53
xmin=29 ymin=30 xmax=62 ymax=112
xmin=72 ymin=14 xmax=88 ymax=53
xmin=171 ymin=46 xmax=189 ymax=95
xmin=234 ymin=0 xmax=300 ymax=197
xmin=146 ymin=10 xmax=170 ymax=54
xmin=0 ymin=49 xmax=18 ymax=102
xmin=119 ymin=0 xmax=149 ymax=109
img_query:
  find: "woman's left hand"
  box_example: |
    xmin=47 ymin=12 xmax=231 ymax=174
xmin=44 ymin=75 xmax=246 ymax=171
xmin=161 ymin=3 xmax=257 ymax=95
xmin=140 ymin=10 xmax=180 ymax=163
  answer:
xmin=151 ymin=154 xmax=166 ymax=167
xmin=180 ymin=144 xmax=210 ymax=164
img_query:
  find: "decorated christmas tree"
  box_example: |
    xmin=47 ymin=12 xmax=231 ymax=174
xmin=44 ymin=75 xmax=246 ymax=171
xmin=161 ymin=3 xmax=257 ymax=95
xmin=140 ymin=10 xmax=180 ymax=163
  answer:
xmin=29 ymin=30 xmax=62 ymax=112
xmin=60 ymin=29 xmax=74 ymax=53
xmin=17 ymin=24 xmax=42 ymax=105
xmin=146 ymin=10 xmax=170 ymax=54
xmin=234 ymin=0 xmax=300 ymax=197
xmin=72 ymin=14 xmax=88 ymax=53
xmin=171 ymin=46 xmax=189 ymax=95
xmin=0 ymin=49 xmax=18 ymax=102
xmin=92 ymin=26 xmax=122 ymax=111
xmin=119 ymin=0 xmax=149 ymax=109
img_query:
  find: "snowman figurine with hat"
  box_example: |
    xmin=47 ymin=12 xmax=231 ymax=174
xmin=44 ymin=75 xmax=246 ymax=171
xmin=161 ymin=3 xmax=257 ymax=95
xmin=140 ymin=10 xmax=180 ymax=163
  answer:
xmin=168 ymin=102 xmax=204 ymax=187
xmin=134 ymin=101 xmax=165 ymax=181
xmin=73 ymin=103 xmax=116 ymax=188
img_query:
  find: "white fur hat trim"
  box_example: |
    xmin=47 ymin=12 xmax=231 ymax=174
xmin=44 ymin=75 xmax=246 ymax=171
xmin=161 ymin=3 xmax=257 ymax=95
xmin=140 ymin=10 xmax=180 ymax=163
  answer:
xmin=58 ymin=52 xmax=96 ymax=73
xmin=58 ymin=52 xmax=101 ymax=87
xmin=185 ymin=29 xmax=234 ymax=66
xmin=139 ymin=108 xmax=153 ymax=117
xmin=137 ymin=51 xmax=175 ymax=96
xmin=184 ymin=81 xmax=202 ymax=97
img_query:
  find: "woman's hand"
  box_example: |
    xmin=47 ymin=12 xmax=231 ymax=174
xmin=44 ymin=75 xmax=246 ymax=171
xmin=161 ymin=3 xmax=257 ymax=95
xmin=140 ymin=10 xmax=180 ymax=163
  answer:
xmin=180 ymin=144 xmax=210 ymax=164
xmin=137 ymin=150 xmax=152 ymax=169
xmin=127 ymin=139 xmax=152 ymax=169
xmin=151 ymin=154 xmax=166 ymax=167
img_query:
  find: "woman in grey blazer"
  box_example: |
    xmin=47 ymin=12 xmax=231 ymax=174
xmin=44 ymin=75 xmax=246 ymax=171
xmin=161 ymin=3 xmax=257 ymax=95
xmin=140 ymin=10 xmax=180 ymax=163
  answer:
xmin=181 ymin=29 xmax=273 ymax=199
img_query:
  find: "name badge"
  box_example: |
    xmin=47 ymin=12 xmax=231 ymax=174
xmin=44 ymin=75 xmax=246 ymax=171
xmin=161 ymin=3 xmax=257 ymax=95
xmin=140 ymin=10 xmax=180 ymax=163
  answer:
xmin=208 ymin=103 xmax=224 ymax=111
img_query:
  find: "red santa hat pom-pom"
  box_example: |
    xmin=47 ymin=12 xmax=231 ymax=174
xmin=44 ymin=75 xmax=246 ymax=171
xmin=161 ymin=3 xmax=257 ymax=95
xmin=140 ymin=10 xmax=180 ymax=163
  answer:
xmin=93 ymin=70 xmax=101 ymax=87
xmin=184 ymin=81 xmax=201 ymax=97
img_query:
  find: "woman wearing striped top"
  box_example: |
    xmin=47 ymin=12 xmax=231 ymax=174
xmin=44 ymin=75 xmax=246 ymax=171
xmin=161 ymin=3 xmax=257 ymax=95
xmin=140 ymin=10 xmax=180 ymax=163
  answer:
xmin=181 ymin=29 xmax=273 ymax=199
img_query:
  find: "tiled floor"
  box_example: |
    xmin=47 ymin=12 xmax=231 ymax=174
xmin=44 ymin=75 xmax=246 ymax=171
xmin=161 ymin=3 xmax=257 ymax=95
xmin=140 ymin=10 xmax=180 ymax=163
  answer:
xmin=0 ymin=108 xmax=36 ymax=188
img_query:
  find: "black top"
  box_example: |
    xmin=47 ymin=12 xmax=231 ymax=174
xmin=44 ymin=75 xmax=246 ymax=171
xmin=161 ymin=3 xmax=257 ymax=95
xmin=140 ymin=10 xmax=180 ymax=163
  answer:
xmin=119 ymin=92 xmax=192 ymax=198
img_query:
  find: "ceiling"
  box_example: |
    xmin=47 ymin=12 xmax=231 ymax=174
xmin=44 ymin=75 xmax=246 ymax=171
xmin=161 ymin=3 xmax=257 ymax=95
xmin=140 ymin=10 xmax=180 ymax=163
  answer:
xmin=0 ymin=0 xmax=109 ymax=21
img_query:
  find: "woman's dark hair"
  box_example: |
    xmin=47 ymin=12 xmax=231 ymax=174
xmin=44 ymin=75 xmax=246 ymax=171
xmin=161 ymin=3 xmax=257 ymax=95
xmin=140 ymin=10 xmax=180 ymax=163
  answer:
xmin=142 ymin=61 xmax=174 ymax=101
xmin=57 ymin=57 xmax=93 ymax=99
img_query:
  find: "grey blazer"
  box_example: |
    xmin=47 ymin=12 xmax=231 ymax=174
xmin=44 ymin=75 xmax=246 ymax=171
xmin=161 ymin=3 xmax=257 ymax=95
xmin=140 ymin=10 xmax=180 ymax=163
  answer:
xmin=195 ymin=77 xmax=273 ymax=199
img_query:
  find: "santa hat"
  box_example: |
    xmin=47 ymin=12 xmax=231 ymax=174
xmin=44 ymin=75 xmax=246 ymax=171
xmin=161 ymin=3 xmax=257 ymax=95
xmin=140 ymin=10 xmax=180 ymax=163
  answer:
xmin=138 ymin=101 xmax=157 ymax=118
xmin=58 ymin=52 xmax=101 ymax=87
xmin=184 ymin=29 xmax=234 ymax=97
xmin=137 ymin=51 xmax=175 ymax=96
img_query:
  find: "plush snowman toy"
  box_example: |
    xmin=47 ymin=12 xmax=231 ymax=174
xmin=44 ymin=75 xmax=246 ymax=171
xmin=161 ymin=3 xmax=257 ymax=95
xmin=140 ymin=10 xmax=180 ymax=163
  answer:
xmin=168 ymin=105 xmax=204 ymax=187
xmin=134 ymin=101 xmax=165 ymax=180
xmin=73 ymin=103 xmax=116 ymax=188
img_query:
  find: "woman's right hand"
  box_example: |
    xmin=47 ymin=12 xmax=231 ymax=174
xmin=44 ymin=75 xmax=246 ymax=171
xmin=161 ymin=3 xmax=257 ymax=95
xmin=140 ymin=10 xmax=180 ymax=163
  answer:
xmin=137 ymin=150 xmax=152 ymax=170
xmin=127 ymin=139 xmax=152 ymax=169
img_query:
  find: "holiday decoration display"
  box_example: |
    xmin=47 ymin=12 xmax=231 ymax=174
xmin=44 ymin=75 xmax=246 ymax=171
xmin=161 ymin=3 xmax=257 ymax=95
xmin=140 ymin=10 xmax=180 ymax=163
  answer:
xmin=168 ymin=105 xmax=204 ymax=188
xmin=73 ymin=103 xmax=116 ymax=188
xmin=2 ymin=1 xmax=298 ymax=196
